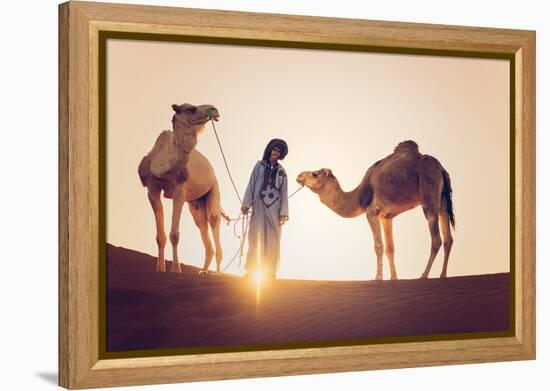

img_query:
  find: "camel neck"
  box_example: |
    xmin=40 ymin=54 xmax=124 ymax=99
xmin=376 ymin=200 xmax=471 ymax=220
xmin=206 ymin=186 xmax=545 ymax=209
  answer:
xmin=173 ymin=123 xmax=198 ymax=163
xmin=319 ymin=179 xmax=364 ymax=218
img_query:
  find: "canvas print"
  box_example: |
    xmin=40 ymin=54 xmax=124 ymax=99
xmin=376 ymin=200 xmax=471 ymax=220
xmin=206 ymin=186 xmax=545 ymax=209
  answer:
xmin=104 ymin=38 xmax=511 ymax=355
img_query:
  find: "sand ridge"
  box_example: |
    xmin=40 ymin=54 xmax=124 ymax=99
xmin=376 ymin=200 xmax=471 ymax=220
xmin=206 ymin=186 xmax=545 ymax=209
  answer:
xmin=106 ymin=244 xmax=510 ymax=352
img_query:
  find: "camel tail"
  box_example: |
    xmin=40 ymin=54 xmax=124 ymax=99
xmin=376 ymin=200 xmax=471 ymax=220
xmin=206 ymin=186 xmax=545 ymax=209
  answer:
xmin=138 ymin=155 xmax=151 ymax=187
xmin=442 ymin=169 xmax=455 ymax=229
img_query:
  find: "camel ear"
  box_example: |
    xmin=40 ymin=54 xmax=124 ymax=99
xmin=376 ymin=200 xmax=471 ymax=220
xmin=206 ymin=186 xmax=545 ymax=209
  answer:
xmin=322 ymin=168 xmax=333 ymax=177
xmin=172 ymin=104 xmax=181 ymax=113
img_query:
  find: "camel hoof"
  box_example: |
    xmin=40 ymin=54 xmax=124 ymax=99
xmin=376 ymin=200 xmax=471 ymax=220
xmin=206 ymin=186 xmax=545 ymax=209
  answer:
xmin=391 ymin=275 xmax=398 ymax=281
xmin=420 ymin=273 xmax=429 ymax=279
xmin=156 ymin=261 xmax=166 ymax=272
xmin=375 ymin=275 xmax=383 ymax=281
xmin=440 ymin=273 xmax=447 ymax=278
xmin=170 ymin=263 xmax=182 ymax=273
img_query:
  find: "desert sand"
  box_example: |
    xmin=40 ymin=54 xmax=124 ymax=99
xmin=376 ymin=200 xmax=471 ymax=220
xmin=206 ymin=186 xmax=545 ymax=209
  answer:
xmin=106 ymin=244 xmax=510 ymax=353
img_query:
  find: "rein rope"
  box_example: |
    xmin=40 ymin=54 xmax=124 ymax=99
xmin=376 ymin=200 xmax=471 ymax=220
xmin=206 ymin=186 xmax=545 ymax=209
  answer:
xmin=209 ymin=118 xmax=243 ymax=205
xmin=207 ymin=113 xmax=304 ymax=272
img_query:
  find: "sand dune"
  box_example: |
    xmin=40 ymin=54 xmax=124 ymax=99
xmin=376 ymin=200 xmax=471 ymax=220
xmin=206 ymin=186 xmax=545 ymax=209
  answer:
xmin=106 ymin=244 xmax=510 ymax=353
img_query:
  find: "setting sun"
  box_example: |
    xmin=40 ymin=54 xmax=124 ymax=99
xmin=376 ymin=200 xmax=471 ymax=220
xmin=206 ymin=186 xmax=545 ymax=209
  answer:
xmin=251 ymin=269 xmax=265 ymax=285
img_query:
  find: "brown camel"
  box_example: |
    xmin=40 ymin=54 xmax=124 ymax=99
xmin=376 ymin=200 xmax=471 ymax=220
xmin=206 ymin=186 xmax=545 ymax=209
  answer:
xmin=138 ymin=103 xmax=225 ymax=273
xmin=296 ymin=140 xmax=455 ymax=280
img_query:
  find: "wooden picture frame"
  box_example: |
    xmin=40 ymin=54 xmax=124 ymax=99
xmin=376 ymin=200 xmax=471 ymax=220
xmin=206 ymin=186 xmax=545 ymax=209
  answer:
xmin=59 ymin=1 xmax=536 ymax=389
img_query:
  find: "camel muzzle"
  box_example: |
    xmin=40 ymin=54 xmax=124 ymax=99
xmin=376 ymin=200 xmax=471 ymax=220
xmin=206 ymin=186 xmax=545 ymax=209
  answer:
xmin=206 ymin=108 xmax=220 ymax=122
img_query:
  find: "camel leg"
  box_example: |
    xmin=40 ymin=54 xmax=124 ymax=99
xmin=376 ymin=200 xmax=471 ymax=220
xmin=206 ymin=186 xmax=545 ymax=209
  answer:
xmin=366 ymin=211 xmax=384 ymax=280
xmin=205 ymin=186 xmax=223 ymax=272
xmin=421 ymin=208 xmax=442 ymax=278
xmin=210 ymin=218 xmax=222 ymax=273
xmin=148 ymin=188 xmax=166 ymax=272
xmin=380 ymin=216 xmax=398 ymax=280
xmin=439 ymin=212 xmax=454 ymax=278
xmin=188 ymin=200 xmax=214 ymax=272
xmin=169 ymin=190 xmax=185 ymax=273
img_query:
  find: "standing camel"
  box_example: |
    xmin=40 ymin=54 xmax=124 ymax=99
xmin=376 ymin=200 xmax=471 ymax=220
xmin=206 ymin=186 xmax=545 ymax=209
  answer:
xmin=138 ymin=103 xmax=225 ymax=274
xmin=296 ymin=140 xmax=455 ymax=280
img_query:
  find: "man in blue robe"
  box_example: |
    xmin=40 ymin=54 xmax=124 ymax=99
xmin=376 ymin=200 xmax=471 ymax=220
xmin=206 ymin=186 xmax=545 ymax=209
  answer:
xmin=241 ymin=139 xmax=289 ymax=279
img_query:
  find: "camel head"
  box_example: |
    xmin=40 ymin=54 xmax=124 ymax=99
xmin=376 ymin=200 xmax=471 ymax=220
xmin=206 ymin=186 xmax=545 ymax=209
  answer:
xmin=171 ymin=103 xmax=219 ymax=153
xmin=296 ymin=168 xmax=335 ymax=193
xmin=171 ymin=103 xmax=219 ymax=132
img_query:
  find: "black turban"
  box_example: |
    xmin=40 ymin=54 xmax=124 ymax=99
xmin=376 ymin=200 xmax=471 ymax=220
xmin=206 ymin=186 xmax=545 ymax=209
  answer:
xmin=262 ymin=138 xmax=288 ymax=161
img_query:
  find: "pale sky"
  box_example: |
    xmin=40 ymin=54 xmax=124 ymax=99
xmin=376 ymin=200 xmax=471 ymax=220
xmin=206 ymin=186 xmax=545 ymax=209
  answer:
xmin=106 ymin=39 xmax=510 ymax=280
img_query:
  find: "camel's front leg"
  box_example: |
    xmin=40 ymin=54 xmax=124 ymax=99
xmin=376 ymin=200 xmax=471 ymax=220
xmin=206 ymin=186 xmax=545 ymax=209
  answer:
xmin=366 ymin=211 xmax=384 ymax=280
xmin=169 ymin=191 xmax=185 ymax=273
xmin=380 ymin=216 xmax=398 ymax=280
xmin=148 ymin=189 xmax=166 ymax=272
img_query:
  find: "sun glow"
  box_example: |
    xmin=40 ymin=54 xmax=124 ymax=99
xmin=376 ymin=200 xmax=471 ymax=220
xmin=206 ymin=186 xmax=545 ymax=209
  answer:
xmin=254 ymin=268 xmax=262 ymax=317
xmin=254 ymin=240 xmax=263 ymax=314
xmin=252 ymin=269 xmax=265 ymax=285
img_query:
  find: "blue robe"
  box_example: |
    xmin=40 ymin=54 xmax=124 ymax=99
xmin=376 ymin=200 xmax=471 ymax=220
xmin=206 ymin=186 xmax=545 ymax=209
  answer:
xmin=242 ymin=160 xmax=289 ymax=277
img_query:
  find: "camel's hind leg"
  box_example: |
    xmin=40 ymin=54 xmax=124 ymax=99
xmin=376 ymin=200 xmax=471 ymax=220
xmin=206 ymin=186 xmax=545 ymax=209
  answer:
xmin=205 ymin=185 xmax=223 ymax=272
xmin=420 ymin=207 xmax=442 ymax=278
xmin=439 ymin=197 xmax=454 ymax=278
xmin=148 ymin=188 xmax=167 ymax=272
xmin=419 ymin=163 xmax=445 ymax=278
xmin=188 ymin=199 xmax=215 ymax=273
xmin=380 ymin=216 xmax=398 ymax=280
xmin=366 ymin=210 xmax=384 ymax=280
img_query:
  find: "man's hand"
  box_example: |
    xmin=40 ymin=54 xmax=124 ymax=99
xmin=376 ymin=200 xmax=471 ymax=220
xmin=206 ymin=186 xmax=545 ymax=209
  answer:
xmin=279 ymin=215 xmax=289 ymax=225
xmin=241 ymin=206 xmax=250 ymax=215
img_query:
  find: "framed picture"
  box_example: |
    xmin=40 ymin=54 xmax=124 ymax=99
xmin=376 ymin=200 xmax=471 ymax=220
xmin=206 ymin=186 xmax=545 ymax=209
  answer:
xmin=59 ymin=1 xmax=535 ymax=389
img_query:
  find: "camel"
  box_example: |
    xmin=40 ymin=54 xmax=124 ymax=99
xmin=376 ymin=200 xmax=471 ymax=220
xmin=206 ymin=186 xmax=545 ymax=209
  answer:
xmin=296 ymin=140 xmax=455 ymax=280
xmin=138 ymin=103 xmax=225 ymax=274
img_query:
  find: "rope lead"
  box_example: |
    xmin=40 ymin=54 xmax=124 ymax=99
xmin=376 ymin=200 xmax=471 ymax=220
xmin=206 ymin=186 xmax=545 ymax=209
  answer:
xmin=210 ymin=118 xmax=243 ymax=204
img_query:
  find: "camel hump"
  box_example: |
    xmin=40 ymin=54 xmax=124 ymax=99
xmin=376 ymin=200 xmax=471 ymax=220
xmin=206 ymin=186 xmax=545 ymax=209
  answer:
xmin=151 ymin=130 xmax=173 ymax=153
xmin=148 ymin=130 xmax=179 ymax=178
xmin=394 ymin=140 xmax=419 ymax=153
xmin=138 ymin=131 xmax=171 ymax=185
